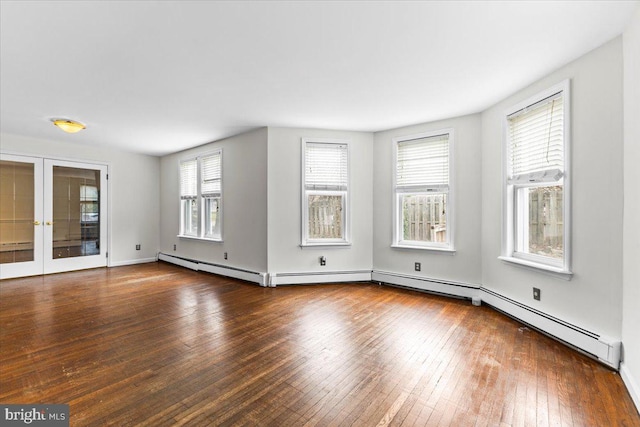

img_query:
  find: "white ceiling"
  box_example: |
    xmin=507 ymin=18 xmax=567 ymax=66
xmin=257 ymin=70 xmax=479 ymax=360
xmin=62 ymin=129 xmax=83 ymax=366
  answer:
xmin=1 ymin=1 xmax=637 ymax=156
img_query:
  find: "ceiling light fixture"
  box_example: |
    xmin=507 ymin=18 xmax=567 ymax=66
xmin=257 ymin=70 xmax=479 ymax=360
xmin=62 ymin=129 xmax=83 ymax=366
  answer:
xmin=52 ymin=119 xmax=86 ymax=134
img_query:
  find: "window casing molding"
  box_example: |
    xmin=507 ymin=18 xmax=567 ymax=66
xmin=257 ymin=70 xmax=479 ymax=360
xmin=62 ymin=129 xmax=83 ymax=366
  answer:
xmin=178 ymin=150 xmax=223 ymax=242
xmin=392 ymin=129 xmax=455 ymax=252
xmin=301 ymin=138 xmax=351 ymax=247
xmin=502 ymin=79 xmax=572 ymax=277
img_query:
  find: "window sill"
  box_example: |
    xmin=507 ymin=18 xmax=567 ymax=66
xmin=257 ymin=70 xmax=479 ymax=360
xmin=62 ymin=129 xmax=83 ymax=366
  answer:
xmin=300 ymin=242 xmax=352 ymax=249
xmin=177 ymin=235 xmax=223 ymax=243
xmin=498 ymin=255 xmax=572 ymax=280
xmin=391 ymin=244 xmax=456 ymax=254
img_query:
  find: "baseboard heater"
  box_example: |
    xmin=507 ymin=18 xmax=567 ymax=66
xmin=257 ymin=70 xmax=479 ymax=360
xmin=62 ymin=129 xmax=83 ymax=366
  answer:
xmin=480 ymin=287 xmax=621 ymax=369
xmin=270 ymin=270 xmax=372 ymax=286
xmin=158 ymin=253 xmax=268 ymax=287
xmin=372 ymin=270 xmax=481 ymax=299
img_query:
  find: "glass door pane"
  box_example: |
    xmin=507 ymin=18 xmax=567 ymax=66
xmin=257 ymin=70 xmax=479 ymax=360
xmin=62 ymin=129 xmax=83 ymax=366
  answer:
xmin=44 ymin=159 xmax=107 ymax=275
xmin=51 ymin=166 xmax=101 ymax=259
xmin=0 ymin=160 xmax=35 ymax=263
xmin=0 ymin=154 xmax=44 ymax=279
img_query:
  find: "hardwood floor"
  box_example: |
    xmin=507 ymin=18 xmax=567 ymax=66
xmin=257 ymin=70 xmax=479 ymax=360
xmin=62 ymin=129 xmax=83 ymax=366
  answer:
xmin=1 ymin=262 xmax=638 ymax=426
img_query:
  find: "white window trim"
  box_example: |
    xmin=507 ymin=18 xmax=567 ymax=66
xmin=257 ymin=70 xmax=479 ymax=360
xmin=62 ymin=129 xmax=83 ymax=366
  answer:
xmin=178 ymin=150 xmax=224 ymax=242
xmin=392 ymin=129 xmax=455 ymax=252
xmin=501 ymin=79 xmax=572 ymax=277
xmin=300 ymin=138 xmax=351 ymax=247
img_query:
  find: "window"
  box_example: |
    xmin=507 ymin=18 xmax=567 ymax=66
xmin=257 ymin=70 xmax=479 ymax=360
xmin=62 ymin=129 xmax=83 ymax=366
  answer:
xmin=301 ymin=139 xmax=349 ymax=246
xmin=180 ymin=159 xmax=198 ymax=236
xmin=80 ymin=185 xmax=99 ymax=223
xmin=393 ymin=130 xmax=454 ymax=250
xmin=201 ymin=152 xmax=222 ymax=239
xmin=179 ymin=150 xmax=222 ymax=240
xmin=502 ymin=80 xmax=571 ymax=275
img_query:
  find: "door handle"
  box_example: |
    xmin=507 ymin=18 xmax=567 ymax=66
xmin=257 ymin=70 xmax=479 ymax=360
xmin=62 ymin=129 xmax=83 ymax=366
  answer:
xmin=33 ymin=221 xmax=41 ymax=226
xmin=46 ymin=221 xmax=53 ymax=226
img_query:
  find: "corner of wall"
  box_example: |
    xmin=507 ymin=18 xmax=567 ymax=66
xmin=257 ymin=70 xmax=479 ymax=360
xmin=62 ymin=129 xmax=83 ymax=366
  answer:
xmin=622 ymin=3 xmax=640 ymax=414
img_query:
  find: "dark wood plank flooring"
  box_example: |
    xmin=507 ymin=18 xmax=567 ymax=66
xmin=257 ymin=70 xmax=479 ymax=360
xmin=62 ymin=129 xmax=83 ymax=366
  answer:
xmin=1 ymin=262 xmax=638 ymax=426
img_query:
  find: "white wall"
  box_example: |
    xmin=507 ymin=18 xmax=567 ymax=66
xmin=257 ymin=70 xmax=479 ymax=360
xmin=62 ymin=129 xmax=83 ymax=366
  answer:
xmin=481 ymin=37 xmax=624 ymax=338
xmin=372 ymin=114 xmax=482 ymax=285
xmin=0 ymin=132 xmax=160 ymax=266
xmin=159 ymin=128 xmax=268 ymax=273
xmin=622 ymin=6 xmax=640 ymax=409
xmin=266 ymin=127 xmax=373 ymax=274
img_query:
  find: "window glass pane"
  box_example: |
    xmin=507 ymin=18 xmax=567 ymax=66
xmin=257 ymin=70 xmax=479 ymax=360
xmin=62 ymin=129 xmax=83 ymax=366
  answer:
xmin=401 ymin=193 xmax=447 ymax=243
xmin=201 ymin=152 xmax=221 ymax=197
xmin=305 ymin=143 xmax=348 ymax=191
xmin=307 ymin=194 xmax=343 ymax=239
xmin=508 ymin=93 xmax=564 ymax=178
xmin=397 ymin=134 xmax=449 ymax=189
xmin=517 ymin=185 xmax=563 ymax=259
xmin=182 ymin=199 xmax=198 ymax=236
xmin=204 ymin=197 xmax=220 ymax=238
xmin=180 ymin=159 xmax=197 ymax=199
xmin=80 ymin=185 xmax=99 ymax=223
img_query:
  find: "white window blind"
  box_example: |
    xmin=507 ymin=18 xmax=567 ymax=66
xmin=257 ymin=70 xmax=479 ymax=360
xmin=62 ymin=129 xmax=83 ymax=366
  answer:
xmin=508 ymin=91 xmax=564 ymax=184
xmin=201 ymin=151 xmax=221 ymax=197
xmin=180 ymin=159 xmax=197 ymax=200
xmin=305 ymin=142 xmax=348 ymax=191
xmin=396 ymin=133 xmax=449 ymax=192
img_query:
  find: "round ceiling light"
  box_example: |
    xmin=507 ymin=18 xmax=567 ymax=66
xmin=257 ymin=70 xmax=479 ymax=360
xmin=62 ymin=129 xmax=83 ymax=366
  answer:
xmin=52 ymin=119 xmax=86 ymax=133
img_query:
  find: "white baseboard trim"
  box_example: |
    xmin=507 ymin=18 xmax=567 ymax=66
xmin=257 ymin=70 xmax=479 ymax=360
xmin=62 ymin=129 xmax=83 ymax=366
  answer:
xmin=620 ymin=362 xmax=640 ymax=414
xmin=372 ymin=270 xmax=480 ymax=299
xmin=158 ymin=253 xmax=268 ymax=286
xmin=109 ymin=257 xmax=158 ymax=267
xmin=480 ymin=287 xmax=621 ymax=369
xmin=270 ymin=270 xmax=372 ymax=286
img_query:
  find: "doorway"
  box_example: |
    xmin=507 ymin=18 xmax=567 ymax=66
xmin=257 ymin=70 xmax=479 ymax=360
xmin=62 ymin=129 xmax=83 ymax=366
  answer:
xmin=0 ymin=154 xmax=108 ymax=279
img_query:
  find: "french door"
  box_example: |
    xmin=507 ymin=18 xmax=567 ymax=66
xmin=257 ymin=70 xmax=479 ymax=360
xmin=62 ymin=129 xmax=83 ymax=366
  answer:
xmin=0 ymin=154 xmax=108 ymax=279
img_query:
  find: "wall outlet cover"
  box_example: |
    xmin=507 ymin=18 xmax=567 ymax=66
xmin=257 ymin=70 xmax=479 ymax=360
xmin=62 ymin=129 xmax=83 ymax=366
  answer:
xmin=533 ymin=287 xmax=541 ymax=301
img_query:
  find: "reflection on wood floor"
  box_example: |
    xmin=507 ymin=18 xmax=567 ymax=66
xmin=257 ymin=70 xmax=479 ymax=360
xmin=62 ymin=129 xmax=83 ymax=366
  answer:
xmin=1 ymin=262 xmax=638 ymax=426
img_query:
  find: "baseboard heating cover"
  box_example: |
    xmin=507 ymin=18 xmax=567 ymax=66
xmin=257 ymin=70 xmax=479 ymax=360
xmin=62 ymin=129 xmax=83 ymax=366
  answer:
xmin=158 ymin=253 xmax=268 ymax=286
xmin=480 ymin=287 xmax=621 ymax=369
xmin=372 ymin=270 xmax=480 ymax=299
xmin=270 ymin=270 xmax=372 ymax=286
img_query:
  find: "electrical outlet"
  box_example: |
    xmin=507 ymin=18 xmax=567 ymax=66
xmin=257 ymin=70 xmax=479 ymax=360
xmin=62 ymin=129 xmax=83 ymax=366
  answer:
xmin=415 ymin=262 xmax=421 ymax=272
xmin=320 ymin=256 xmax=326 ymax=266
xmin=533 ymin=287 xmax=541 ymax=301
xmin=136 ymin=244 xmax=141 ymax=250
xmin=224 ymin=252 xmax=228 ymax=260
xmin=173 ymin=244 xmax=176 ymax=251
